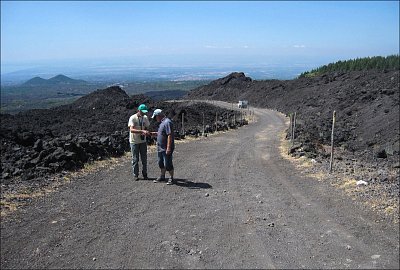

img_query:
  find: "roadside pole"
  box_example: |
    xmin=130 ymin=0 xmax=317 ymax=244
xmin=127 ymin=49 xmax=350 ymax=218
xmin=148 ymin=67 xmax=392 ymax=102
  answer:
xmin=181 ymin=113 xmax=185 ymax=137
xmin=329 ymin=111 xmax=336 ymax=173
xmin=288 ymin=113 xmax=293 ymax=155
xmin=202 ymin=112 xmax=205 ymax=136
xmin=215 ymin=112 xmax=218 ymax=132
xmin=292 ymin=112 xmax=297 ymax=143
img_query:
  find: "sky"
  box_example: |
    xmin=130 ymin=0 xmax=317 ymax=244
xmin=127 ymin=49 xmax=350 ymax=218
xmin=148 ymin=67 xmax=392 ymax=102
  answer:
xmin=1 ymin=1 xmax=399 ymax=72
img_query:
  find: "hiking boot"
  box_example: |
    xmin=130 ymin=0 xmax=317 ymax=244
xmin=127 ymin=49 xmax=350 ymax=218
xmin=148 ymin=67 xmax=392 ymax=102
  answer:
xmin=166 ymin=178 xmax=175 ymax=185
xmin=153 ymin=176 xmax=165 ymax=183
xmin=134 ymin=175 xmax=140 ymax=181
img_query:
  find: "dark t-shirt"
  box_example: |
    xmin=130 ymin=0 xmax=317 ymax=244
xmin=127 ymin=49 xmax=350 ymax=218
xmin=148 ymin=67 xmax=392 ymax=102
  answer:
xmin=157 ymin=117 xmax=175 ymax=152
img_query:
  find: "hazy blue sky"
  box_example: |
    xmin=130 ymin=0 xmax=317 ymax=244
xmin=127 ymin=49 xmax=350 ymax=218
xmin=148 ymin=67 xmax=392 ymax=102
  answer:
xmin=1 ymin=1 xmax=399 ymax=70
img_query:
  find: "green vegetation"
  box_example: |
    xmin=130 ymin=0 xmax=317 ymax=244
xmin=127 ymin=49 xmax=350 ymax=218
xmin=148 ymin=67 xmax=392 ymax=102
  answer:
xmin=299 ymin=55 xmax=399 ymax=78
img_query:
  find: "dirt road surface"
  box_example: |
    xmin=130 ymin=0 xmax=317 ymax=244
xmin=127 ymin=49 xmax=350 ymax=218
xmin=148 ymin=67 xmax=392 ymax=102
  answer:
xmin=1 ymin=102 xmax=399 ymax=269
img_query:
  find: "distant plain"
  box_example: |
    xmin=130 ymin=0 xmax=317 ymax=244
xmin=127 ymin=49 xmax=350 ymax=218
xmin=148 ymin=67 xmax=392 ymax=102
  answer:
xmin=1 ymin=65 xmax=308 ymax=113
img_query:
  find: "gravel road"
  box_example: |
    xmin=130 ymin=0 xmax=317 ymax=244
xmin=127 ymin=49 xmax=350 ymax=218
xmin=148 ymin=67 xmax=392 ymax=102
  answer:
xmin=1 ymin=102 xmax=399 ymax=269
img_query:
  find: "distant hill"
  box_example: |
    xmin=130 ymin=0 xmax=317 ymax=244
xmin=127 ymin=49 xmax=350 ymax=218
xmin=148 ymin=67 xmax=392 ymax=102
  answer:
xmin=22 ymin=74 xmax=87 ymax=86
xmin=22 ymin=76 xmax=48 ymax=85
xmin=70 ymin=86 xmax=131 ymax=110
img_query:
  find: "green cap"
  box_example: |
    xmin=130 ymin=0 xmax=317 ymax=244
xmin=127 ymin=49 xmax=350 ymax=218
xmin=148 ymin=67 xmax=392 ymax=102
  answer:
xmin=138 ymin=104 xmax=148 ymax=113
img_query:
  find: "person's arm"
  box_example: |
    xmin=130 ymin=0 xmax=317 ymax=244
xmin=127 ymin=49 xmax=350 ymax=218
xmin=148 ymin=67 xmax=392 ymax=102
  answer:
xmin=166 ymin=134 xmax=172 ymax=155
xmin=130 ymin=126 xmax=149 ymax=136
xmin=142 ymin=117 xmax=150 ymax=136
xmin=129 ymin=115 xmax=149 ymax=136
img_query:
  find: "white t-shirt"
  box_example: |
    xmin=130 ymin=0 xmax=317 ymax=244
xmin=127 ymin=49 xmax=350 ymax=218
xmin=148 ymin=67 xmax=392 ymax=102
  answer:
xmin=128 ymin=113 xmax=150 ymax=144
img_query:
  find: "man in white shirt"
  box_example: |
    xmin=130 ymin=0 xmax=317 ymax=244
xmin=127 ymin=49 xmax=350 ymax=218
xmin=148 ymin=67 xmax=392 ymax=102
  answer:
xmin=128 ymin=104 xmax=150 ymax=180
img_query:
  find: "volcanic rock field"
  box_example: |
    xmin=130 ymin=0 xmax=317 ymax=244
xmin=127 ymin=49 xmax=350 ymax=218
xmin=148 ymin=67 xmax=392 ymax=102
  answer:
xmin=0 ymin=86 xmax=245 ymax=193
xmin=1 ymin=70 xmax=399 ymax=217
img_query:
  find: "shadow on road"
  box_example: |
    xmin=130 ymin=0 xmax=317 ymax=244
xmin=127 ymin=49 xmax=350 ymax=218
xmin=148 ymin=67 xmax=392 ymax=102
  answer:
xmin=174 ymin=178 xmax=212 ymax=189
xmin=141 ymin=177 xmax=212 ymax=189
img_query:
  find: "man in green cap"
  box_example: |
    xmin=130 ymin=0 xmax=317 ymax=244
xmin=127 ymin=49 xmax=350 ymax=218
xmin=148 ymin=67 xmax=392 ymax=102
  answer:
xmin=128 ymin=103 xmax=150 ymax=180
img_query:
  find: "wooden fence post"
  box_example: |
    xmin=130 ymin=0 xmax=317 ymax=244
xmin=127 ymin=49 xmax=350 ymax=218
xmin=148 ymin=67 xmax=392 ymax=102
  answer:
xmin=181 ymin=113 xmax=185 ymax=136
xmin=288 ymin=113 xmax=293 ymax=155
xmin=329 ymin=111 xmax=336 ymax=173
xmin=292 ymin=112 xmax=297 ymax=142
xmin=215 ymin=112 xmax=218 ymax=132
xmin=202 ymin=112 xmax=205 ymax=136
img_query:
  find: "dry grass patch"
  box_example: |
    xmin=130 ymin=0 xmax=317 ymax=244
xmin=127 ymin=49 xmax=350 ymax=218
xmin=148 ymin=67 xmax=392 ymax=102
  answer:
xmin=279 ymin=131 xmax=316 ymax=170
xmin=1 ymin=180 xmax=67 ymax=217
xmin=333 ymin=177 xmax=358 ymax=190
xmin=384 ymin=205 xmax=397 ymax=215
xmin=279 ymin=126 xmax=399 ymax=223
xmin=308 ymin=171 xmax=327 ymax=182
xmin=1 ymin=156 xmax=127 ymax=218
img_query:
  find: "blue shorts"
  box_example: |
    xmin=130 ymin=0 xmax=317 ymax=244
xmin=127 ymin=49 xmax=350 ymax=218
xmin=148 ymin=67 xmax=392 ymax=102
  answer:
xmin=158 ymin=151 xmax=174 ymax=171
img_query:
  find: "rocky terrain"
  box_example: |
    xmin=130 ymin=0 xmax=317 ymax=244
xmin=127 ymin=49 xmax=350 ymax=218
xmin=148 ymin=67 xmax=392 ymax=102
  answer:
xmin=186 ymin=70 xmax=399 ymax=163
xmin=0 ymin=86 xmax=244 ymax=197
xmin=186 ymin=71 xmax=399 ymax=219
xmin=1 ymin=69 xmax=399 ymax=269
xmin=1 ymin=70 xmax=398 ymax=219
xmin=2 ymin=102 xmax=398 ymax=269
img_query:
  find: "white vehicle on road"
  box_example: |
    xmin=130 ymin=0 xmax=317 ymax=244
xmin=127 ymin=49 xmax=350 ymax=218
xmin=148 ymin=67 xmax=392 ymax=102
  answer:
xmin=238 ymin=100 xmax=248 ymax=109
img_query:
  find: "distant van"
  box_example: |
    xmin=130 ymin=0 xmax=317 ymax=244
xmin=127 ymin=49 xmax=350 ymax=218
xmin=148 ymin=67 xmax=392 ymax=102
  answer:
xmin=238 ymin=100 xmax=248 ymax=109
